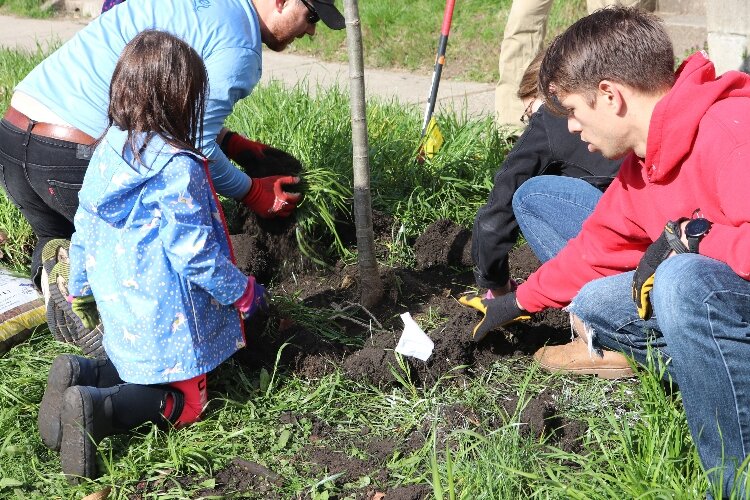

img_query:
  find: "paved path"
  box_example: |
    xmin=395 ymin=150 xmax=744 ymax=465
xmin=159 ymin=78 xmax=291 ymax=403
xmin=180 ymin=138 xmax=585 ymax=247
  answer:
xmin=0 ymin=14 xmax=87 ymax=50
xmin=0 ymin=14 xmax=495 ymax=119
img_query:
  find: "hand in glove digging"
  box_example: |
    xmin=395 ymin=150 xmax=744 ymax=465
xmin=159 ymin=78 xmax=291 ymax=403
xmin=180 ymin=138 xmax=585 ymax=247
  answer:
xmin=458 ymin=291 xmax=531 ymax=342
xmin=632 ymin=220 xmax=687 ymax=320
xmin=221 ymin=131 xmax=302 ymax=177
xmin=242 ymin=175 xmax=302 ymax=218
xmin=68 ymin=295 xmax=100 ymax=330
xmin=235 ymin=276 xmax=269 ymax=319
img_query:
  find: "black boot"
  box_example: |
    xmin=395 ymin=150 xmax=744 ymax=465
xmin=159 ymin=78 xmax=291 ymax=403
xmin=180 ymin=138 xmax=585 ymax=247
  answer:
xmin=38 ymin=355 xmax=122 ymax=451
xmin=59 ymin=383 xmax=184 ymax=482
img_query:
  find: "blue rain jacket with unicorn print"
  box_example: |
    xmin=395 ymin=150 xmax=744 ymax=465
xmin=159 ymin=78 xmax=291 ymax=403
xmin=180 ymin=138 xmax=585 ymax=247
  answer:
xmin=69 ymin=127 xmax=248 ymax=385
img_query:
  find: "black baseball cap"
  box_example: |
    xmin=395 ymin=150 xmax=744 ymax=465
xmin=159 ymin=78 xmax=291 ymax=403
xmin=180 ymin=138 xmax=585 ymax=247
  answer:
xmin=312 ymin=0 xmax=345 ymax=30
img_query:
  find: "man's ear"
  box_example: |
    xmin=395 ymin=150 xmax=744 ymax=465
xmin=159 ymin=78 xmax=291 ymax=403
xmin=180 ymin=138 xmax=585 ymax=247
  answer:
xmin=274 ymin=0 xmax=286 ymax=13
xmin=598 ymin=80 xmax=626 ymax=115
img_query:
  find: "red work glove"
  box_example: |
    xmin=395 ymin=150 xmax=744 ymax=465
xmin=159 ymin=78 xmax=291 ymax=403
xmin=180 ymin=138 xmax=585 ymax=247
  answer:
xmin=243 ymin=175 xmax=302 ymax=218
xmin=221 ymin=131 xmax=302 ymax=177
xmin=234 ymin=276 xmax=269 ymax=319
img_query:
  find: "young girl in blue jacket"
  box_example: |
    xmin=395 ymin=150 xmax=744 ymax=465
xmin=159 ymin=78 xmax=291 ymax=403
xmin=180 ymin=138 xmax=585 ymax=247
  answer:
xmin=36 ymin=30 xmax=268 ymax=482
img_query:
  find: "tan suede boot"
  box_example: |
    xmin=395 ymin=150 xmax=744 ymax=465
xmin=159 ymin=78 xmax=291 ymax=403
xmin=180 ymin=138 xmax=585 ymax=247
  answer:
xmin=533 ymin=336 xmax=635 ymax=380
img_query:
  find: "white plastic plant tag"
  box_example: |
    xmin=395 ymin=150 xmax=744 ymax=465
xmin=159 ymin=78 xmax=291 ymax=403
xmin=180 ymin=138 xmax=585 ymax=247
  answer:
xmin=395 ymin=312 xmax=434 ymax=361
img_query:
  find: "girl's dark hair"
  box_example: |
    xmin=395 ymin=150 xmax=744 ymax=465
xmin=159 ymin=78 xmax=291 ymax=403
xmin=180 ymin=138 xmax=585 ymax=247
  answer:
xmin=517 ymin=49 xmax=546 ymax=101
xmin=108 ymin=30 xmax=208 ymax=164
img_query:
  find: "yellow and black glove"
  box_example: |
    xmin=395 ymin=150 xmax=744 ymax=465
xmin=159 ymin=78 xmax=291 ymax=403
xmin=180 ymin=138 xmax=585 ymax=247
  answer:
xmin=459 ymin=291 xmax=531 ymax=342
xmin=632 ymin=220 xmax=688 ymax=320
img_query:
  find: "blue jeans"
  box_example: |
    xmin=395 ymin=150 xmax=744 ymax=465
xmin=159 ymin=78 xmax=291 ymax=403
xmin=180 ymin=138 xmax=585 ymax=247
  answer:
xmin=512 ymin=175 xmax=603 ymax=262
xmin=514 ymin=175 xmax=750 ymax=496
xmin=569 ymin=255 xmax=750 ymax=498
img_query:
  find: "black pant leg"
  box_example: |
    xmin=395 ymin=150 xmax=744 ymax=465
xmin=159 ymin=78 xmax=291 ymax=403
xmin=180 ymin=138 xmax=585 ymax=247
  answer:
xmin=0 ymin=119 xmax=91 ymax=281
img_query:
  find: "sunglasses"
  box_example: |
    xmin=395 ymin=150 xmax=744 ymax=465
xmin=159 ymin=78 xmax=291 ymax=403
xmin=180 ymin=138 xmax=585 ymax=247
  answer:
xmin=520 ymin=99 xmax=535 ymax=124
xmin=299 ymin=0 xmax=320 ymax=24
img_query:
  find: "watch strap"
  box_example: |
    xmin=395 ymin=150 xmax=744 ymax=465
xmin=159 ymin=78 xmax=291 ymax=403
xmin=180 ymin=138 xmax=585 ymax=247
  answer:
xmin=687 ymin=235 xmax=700 ymax=253
xmin=664 ymin=219 xmax=689 ymax=254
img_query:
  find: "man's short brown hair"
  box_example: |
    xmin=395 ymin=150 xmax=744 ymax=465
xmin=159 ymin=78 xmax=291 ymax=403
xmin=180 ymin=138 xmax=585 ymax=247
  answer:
xmin=539 ymin=6 xmax=675 ymax=115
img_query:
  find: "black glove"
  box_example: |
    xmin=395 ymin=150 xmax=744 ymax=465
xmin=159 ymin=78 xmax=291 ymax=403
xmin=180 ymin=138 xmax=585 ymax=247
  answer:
xmin=459 ymin=291 xmax=531 ymax=342
xmin=41 ymin=239 xmax=105 ymax=358
xmin=632 ymin=220 xmax=688 ymax=320
xmin=220 ymin=131 xmax=303 ymax=179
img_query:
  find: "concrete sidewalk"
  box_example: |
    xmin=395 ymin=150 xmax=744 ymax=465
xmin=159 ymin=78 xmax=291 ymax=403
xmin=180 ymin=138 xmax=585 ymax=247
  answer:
xmin=0 ymin=14 xmax=495 ymax=119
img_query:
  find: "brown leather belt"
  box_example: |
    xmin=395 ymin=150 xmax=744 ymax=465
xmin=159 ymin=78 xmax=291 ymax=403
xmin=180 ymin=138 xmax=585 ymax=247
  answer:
xmin=3 ymin=106 xmax=96 ymax=146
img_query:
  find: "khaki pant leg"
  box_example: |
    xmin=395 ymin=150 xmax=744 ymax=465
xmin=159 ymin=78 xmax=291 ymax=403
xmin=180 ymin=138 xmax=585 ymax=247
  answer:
xmin=495 ymin=0 xmax=554 ymax=127
xmin=586 ymin=0 xmax=652 ymax=12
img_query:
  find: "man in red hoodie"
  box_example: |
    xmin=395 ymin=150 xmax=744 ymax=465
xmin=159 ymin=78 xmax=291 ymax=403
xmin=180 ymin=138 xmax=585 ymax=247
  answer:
xmin=473 ymin=6 xmax=750 ymax=497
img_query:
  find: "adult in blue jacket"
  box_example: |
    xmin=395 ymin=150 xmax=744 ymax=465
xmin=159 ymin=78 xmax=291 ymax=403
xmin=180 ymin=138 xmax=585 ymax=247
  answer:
xmin=0 ymin=0 xmax=345 ymax=287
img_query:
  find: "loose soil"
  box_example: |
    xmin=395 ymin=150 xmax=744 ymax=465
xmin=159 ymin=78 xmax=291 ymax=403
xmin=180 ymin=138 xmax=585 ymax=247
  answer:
xmin=131 ymin=217 xmax=582 ymax=499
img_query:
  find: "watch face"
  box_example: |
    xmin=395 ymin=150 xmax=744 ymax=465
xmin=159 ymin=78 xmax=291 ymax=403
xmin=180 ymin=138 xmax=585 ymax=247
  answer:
xmin=686 ymin=218 xmax=711 ymax=238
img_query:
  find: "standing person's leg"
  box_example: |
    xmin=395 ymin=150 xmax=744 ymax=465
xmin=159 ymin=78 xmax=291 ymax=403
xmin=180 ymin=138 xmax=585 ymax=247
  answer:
xmin=495 ymin=0 xmax=554 ymax=127
xmin=496 ymin=0 xmax=651 ymax=127
xmin=0 ymin=120 xmax=89 ymax=285
xmin=586 ymin=0 xmax=651 ymax=12
xmin=652 ymin=255 xmax=750 ymax=498
xmin=512 ymin=175 xmax=603 ymax=263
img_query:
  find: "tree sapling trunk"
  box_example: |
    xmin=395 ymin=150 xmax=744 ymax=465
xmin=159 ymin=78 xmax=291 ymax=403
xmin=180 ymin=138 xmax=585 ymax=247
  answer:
xmin=343 ymin=0 xmax=383 ymax=309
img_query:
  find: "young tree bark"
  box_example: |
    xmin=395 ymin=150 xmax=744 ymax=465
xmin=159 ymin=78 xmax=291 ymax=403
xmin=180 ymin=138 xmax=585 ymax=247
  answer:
xmin=343 ymin=0 xmax=383 ymax=309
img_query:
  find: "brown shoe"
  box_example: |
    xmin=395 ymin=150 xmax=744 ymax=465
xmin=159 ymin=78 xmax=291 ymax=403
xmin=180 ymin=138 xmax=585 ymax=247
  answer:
xmin=533 ymin=337 xmax=635 ymax=380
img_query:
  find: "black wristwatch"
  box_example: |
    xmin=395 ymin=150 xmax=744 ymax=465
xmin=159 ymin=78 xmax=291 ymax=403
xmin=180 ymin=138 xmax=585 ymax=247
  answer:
xmin=684 ymin=218 xmax=711 ymax=253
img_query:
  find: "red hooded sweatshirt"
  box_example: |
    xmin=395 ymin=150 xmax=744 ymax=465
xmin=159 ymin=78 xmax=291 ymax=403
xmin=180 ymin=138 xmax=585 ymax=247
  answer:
xmin=516 ymin=52 xmax=750 ymax=313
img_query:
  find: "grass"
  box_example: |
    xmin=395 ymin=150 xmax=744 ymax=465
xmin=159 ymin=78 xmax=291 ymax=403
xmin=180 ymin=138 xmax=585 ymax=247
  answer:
xmin=0 ymin=47 xmax=731 ymax=498
xmin=0 ymin=0 xmax=53 ymax=18
xmin=291 ymin=0 xmax=588 ymax=82
xmin=224 ymin=79 xmax=504 ymax=265
xmin=0 ymin=325 xmax=715 ymax=498
xmin=0 ymin=0 xmax=589 ymax=81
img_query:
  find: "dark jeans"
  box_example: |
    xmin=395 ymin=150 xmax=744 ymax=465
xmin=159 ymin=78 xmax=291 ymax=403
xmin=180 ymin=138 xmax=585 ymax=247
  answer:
xmin=0 ymin=119 xmax=92 ymax=285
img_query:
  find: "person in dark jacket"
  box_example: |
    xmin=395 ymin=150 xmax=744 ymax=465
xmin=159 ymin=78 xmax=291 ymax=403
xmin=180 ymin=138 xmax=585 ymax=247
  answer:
xmin=472 ymin=49 xmax=622 ymax=298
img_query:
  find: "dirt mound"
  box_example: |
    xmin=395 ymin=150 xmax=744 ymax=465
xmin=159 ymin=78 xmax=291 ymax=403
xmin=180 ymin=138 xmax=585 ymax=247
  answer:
xmin=413 ymin=218 xmax=472 ymax=269
xmin=128 ymin=457 xmax=282 ymax=498
xmin=335 ymin=231 xmax=570 ymax=388
xmin=231 ymin=216 xmax=570 ymax=388
xmin=500 ymin=391 xmax=587 ymax=453
xmin=231 ymin=211 xmax=303 ymax=285
xmin=218 ymin=216 xmax=575 ymax=496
